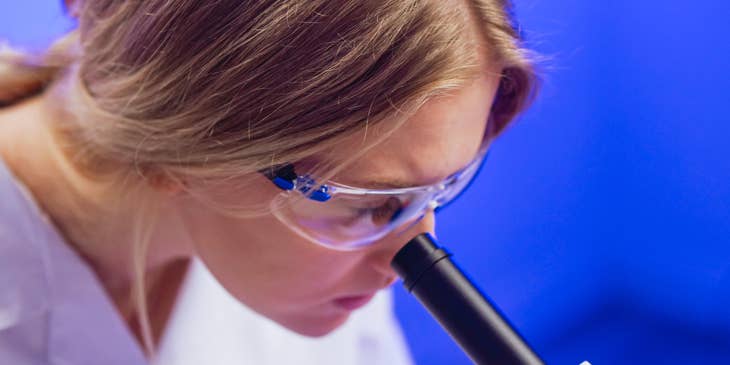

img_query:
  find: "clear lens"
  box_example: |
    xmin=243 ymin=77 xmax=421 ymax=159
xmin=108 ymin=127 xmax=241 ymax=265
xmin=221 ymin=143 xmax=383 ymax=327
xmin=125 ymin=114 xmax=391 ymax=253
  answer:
xmin=270 ymin=188 xmax=432 ymax=249
xmin=270 ymin=149 xmax=488 ymax=250
xmin=434 ymin=152 xmax=485 ymax=206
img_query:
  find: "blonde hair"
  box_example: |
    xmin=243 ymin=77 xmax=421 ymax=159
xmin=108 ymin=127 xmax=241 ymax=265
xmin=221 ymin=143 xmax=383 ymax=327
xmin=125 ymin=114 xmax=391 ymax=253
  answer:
xmin=1 ymin=0 xmax=538 ymax=356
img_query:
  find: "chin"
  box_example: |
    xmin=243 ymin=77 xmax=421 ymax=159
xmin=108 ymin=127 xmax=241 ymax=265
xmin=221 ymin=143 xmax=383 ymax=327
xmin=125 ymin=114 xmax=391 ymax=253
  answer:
xmin=279 ymin=311 xmax=352 ymax=338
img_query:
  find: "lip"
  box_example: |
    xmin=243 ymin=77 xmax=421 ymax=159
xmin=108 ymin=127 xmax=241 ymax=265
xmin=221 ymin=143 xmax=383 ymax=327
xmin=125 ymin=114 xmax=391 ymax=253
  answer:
xmin=333 ymin=293 xmax=376 ymax=311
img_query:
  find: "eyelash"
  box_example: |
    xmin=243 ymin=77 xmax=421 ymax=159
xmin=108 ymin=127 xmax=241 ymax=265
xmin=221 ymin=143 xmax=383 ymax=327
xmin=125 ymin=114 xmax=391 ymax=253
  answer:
xmin=352 ymin=197 xmax=403 ymax=217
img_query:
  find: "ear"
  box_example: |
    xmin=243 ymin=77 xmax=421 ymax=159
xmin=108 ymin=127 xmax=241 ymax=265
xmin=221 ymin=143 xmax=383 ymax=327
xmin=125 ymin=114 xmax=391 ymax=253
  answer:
xmin=147 ymin=170 xmax=189 ymax=196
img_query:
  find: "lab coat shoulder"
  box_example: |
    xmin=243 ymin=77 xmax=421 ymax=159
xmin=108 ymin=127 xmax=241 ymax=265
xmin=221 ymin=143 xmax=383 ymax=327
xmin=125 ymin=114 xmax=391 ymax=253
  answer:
xmin=0 ymin=155 xmax=57 ymax=327
xmin=0 ymin=159 xmax=148 ymax=365
xmin=0 ymin=159 xmax=54 ymax=364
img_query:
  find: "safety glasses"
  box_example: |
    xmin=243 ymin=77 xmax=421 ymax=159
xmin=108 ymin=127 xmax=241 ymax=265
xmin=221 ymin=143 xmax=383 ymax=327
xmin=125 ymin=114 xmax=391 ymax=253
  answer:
xmin=262 ymin=144 xmax=489 ymax=251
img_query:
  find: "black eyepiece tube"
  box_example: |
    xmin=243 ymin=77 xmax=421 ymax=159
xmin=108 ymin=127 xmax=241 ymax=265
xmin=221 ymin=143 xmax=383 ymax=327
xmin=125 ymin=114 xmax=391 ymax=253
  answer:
xmin=391 ymin=233 xmax=545 ymax=365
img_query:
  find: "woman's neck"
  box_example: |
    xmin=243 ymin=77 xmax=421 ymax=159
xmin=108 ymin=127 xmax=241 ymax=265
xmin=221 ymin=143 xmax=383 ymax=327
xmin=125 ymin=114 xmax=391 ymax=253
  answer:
xmin=0 ymin=92 xmax=195 ymax=351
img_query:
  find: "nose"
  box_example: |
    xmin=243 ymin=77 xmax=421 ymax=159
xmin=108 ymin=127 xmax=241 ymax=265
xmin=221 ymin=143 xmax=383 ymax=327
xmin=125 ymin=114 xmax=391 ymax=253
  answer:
xmin=367 ymin=210 xmax=437 ymax=285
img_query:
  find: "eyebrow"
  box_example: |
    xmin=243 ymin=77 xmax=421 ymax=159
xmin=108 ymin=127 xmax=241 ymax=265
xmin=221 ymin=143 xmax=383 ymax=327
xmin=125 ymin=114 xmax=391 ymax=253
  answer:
xmin=342 ymin=150 xmax=486 ymax=190
xmin=334 ymin=159 xmax=471 ymax=189
xmin=344 ymin=177 xmax=423 ymax=190
xmin=314 ymin=146 xmax=485 ymax=190
xmin=305 ymin=157 xmax=426 ymax=189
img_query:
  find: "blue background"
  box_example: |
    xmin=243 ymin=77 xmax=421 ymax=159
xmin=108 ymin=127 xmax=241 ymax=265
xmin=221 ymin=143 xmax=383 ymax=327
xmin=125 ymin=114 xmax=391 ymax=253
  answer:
xmin=2 ymin=1 xmax=728 ymax=364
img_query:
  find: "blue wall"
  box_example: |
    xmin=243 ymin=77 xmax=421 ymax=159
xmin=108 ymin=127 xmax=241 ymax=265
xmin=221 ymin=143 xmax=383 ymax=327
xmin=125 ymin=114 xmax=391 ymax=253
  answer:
xmin=2 ymin=1 xmax=728 ymax=364
xmin=394 ymin=1 xmax=730 ymax=364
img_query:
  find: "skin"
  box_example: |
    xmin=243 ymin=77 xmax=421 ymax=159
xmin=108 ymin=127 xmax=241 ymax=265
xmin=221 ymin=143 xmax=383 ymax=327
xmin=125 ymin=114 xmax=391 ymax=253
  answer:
xmin=178 ymin=64 xmax=502 ymax=336
xmin=0 ymin=16 xmax=502 ymax=348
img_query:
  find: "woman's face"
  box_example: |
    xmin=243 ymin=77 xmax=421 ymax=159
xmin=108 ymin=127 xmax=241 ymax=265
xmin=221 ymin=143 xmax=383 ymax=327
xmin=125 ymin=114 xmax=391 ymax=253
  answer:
xmin=177 ymin=67 xmax=502 ymax=337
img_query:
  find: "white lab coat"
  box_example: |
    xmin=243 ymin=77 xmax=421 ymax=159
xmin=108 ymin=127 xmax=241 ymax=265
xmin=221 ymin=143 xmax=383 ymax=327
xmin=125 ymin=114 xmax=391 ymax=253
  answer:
xmin=0 ymin=158 xmax=413 ymax=365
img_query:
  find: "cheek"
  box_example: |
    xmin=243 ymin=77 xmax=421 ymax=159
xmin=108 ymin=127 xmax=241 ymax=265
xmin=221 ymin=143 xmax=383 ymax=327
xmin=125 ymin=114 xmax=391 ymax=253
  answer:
xmin=183 ymin=203 xmax=361 ymax=313
xmin=177 ymin=180 xmax=375 ymax=336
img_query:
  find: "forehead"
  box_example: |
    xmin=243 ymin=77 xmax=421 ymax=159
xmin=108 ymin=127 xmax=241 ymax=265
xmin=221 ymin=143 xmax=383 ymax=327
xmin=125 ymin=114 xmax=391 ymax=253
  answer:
xmin=322 ymin=68 xmax=502 ymax=189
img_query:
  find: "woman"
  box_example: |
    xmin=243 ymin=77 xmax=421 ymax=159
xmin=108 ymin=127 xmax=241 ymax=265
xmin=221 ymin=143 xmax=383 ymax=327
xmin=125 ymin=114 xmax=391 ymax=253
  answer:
xmin=0 ymin=0 xmax=537 ymax=363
